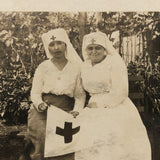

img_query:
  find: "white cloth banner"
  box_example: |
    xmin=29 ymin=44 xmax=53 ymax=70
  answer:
xmin=44 ymin=106 xmax=101 ymax=158
xmin=44 ymin=100 xmax=151 ymax=160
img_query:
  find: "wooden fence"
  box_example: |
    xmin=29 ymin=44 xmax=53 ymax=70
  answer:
xmin=121 ymin=34 xmax=144 ymax=65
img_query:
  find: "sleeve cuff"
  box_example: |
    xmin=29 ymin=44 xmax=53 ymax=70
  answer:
xmin=33 ymin=100 xmax=44 ymax=112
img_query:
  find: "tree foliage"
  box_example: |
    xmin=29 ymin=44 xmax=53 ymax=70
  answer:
xmin=97 ymin=12 xmax=160 ymax=37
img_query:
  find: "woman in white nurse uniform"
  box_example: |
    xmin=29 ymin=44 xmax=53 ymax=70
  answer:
xmin=21 ymin=28 xmax=86 ymax=160
xmin=75 ymin=31 xmax=151 ymax=160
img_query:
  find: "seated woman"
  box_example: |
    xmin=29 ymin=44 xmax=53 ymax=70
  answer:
xmin=75 ymin=31 xmax=151 ymax=160
xmin=22 ymin=28 xmax=86 ymax=160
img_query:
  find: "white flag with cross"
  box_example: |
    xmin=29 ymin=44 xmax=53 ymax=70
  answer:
xmin=44 ymin=105 xmax=115 ymax=158
xmin=44 ymin=105 xmax=95 ymax=158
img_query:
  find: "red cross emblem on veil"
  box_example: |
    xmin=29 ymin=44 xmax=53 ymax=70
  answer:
xmin=51 ymin=35 xmax=56 ymax=41
xmin=91 ymin=38 xmax=96 ymax=44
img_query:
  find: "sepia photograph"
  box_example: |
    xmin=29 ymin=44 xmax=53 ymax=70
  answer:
xmin=0 ymin=2 xmax=160 ymax=160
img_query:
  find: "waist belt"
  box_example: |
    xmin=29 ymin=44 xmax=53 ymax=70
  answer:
xmin=42 ymin=93 xmax=74 ymax=112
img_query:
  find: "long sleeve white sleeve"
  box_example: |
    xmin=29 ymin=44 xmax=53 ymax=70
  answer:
xmin=73 ymin=72 xmax=86 ymax=112
xmin=30 ymin=66 xmax=44 ymax=110
xmin=91 ymin=55 xmax=128 ymax=108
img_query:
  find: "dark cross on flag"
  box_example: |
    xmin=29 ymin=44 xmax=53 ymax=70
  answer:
xmin=56 ymin=122 xmax=80 ymax=143
xmin=91 ymin=38 xmax=96 ymax=44
xmin=51 ymin=35 xmax=56 ymax=41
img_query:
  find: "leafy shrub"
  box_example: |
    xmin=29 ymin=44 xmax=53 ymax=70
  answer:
xmin=128 ymin=55 xmax=160 ymax=114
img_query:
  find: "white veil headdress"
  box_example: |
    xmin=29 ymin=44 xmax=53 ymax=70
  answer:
xmin=82 ymin=31 xmax=119 ymax=61
xmin=41 ymin=28 xmax=82 ymax=65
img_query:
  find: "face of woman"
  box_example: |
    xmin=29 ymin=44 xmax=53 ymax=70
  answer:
xmin=86 ymin=44 xmax=106 ymax=64
xmin=48 ymin=41 xmax=66 ymax=59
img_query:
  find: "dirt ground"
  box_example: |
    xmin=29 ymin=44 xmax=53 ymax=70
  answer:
xmin=0 ymin=121 xmax=26 ymax=160
xmin=0 ymin=113 xmax=160 ymax=160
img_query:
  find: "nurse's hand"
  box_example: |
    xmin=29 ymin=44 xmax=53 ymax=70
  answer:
xmin=87 ymin=102 xmax=97 ymax=108
xmin=70 ymin=111 xmax=79 ymax=118
xmin=38 ymin=102 xmax=48 ymax=112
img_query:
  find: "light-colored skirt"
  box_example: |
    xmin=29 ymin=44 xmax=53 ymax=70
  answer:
xmin=75 ymin=98 xmax=151 ymax=160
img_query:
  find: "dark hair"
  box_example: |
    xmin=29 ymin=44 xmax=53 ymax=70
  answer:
xmin=48 ymin=41 xmax=66 ymax=47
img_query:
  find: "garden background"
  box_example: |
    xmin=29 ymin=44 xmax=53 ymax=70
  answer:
xmin=0 ymin=12 xmax=160 ymax=160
